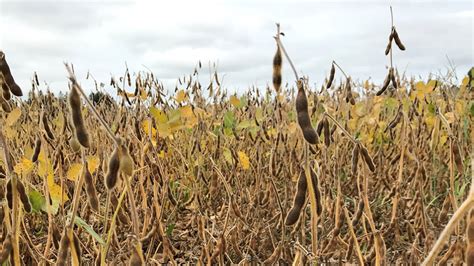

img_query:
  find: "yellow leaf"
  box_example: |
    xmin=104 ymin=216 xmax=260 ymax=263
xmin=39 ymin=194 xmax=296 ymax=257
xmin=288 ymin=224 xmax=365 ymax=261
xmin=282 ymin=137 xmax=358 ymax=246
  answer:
xmin=229 ymin=95 xmax=240 ymax=107
xmin=67 ymin=163 xmax=83 ymax=181
xmin=13 ymin=158 xmax=34 ymax=176
xmin=49 ymin=181 xmax=69 ymax=203
xmin=142 ymin=120 xmax=157 ymax=138
xmin=180 ymin=105 xmax=194 ymax=118
xmin=175 ymin=90 xmax=187 ymax=103
xmin=86 ymin=156 xmax=100 ymax=173
xmin=439 ymin=135 xmax=448 ymax=146
xmin=6 ymin=108 xmax=21 ymax=126
xmin=150 ymin=107 xmax=168 ymax=124
xmin=140 ymin=88 xmax=147 ymax=100
xmin=237 ymin=151 xmax=250 ymax=170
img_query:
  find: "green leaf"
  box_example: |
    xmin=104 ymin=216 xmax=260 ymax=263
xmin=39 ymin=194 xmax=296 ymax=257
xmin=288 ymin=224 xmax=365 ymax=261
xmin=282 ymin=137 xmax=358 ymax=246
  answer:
xmin=28 ymin=190 xmax=45 ymax=213
xmin=166 ymin=223 xmax=175 ymax=237
xmin=73 ymin=216 xmax=106 ymax=245
xmin=223 ymin=111 xmax=235 ymax=128
xmin=236 ymin=120 xmax=253 ymax=130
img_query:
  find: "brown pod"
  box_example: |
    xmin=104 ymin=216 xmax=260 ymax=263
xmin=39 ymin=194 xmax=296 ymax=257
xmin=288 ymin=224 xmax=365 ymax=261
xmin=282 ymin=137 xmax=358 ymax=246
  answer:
xmin=316 ymin=119 xmax=324 ymax=136
xmin=71 ymin=233 xmax=82 ymax=265
xmin=351 ymin=143 xmax=360 ymax=176
xmin=56 ymin=230 xmax=70 ymax=266
xmin=390 ymin=68 xmax=398 ymax=89
xmin=451 ymin=140 xmax=463 ymax=175
xmin=385 ymin=31 xmax=394 ymax=55
xmin=345 ymin=78 xmax=355 ymax=105
xmin=0 ymin=98 xmax=11 ymax=113
xmin=295 ymin=79 xmax=318 ymax=145
xmin=119 ymin=144 xmax=134 ymax=176
xmin=17 ymin=180 xmax=31 ymax=213
xmin=6 ymin=178 xmax=12 ymax=209
xmin=376 ymin=70 xmax=392 ymax=96
xmin=69 ymin=137 xmax=81 ymax=153
xmin=392 ymin=27 xmax=406 ymax=50
xmin=323 ymin=117 xmax=330 ymax=147
xmin=0 ymin=234 xmax=12 ymax=263
xmin=352 ymin=199 xmax=364 ymax=226
xmin=111 ymin=193 xmax=130 ymax=225
xmin=272 ymin=44 xmax=282 ymax=93
xmin=31 ymin=137 xmax=41 ymax=163
xmin=327 ymin=63 xmax=335 ymax=89
xmin=69 ymin=85 xmax=90 ymax=148
xmin=52 ymin=224 xmax=61 ymax=250
xmin=42 ymin=113 xmax=55 ymax=140
xmin=1 ymin=73 xmax=11 ymax=101
xmin=129 ymin=247 xmax=144 ymax=266
xmin=386 ymin=110 xmax=402 ymax=131
xmin=467 ymin=211 xmax=474 ymax=265
xmin=263 ymin=244 xmax=282 ymax=265
xmin=84 ymin=162 xmax=99 ymax=211
xmin=285 ymin=170 xmax=307 ymax=226
xmin=105 ymin=146 xmax=121 ymax=190
xmin=359 ymin=144 xmax=376 ymax=172
xmin=0 ymin=52 xmax=23 ymax=96
xmin=309 ymin=167 xmax=323 ymax=216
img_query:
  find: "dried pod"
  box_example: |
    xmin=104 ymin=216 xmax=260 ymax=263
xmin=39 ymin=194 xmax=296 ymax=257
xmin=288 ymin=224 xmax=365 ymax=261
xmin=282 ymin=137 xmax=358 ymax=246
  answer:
xmin=345 ymin=77 xmax=355 ymax=105
xmin=386 ymin=109 xmax=402 ymax=131
xmin=451 ymin=139 xmax=463 ymax=175
xmin=71 ymin=232 xmax=82 ymax=265
xmin=17 ymin=179 xmax=31 ymax=213
xmin=0 ymin=73 xmax=11 ymax=101
xmin=119 ymin=145 xmax=134 ymax=176
xmin=69 ymin=137 xmax=81 ymax=153
xmin=105 ymin=146 xmax=121 ymax=190
xmin=316 ymin=119 xmax=324 ymax=136
xmin=359 ymin=144 xmax=376 ymax=172
xmin=352 ymin=199 xmax=364 ymax=226
xmin=56 ymin=230 xmax=70 ymax=266
xmin=31 ymin=137 xmax=41 ymax=163
xmin=0 ymin=98 xmax=11 ymax=113
xmin=0 ymin=52 xmax=23 ymax=96
xmin=42 ymin=113 xmax=55 ymax=140
xmin=285 ymin=170 xmax=307 ymax=226
xmin=309 ymin=167 xmax=323 ymax=216
xmin=392 ymin=27 xmax=406 ymax=50
xmin=467 ymin=211 xmax=474 ymax=265
xmin=295 ymin=79 xmax=318 ymax=145
xmin=110 ymin=193 xmax=130 ymax=225
xmin=376 ymin=69 xmax=392 ymax=96
xmin=272 ymin=43 xmax=282 ymax=93
xmin=210 ymin=235 xmax=226 ymax=262
xmin=6 ymin=178 xmax=12 ymax=209
xmin=390 ymin=68 xmax=398 ymax=89
xmin=69 ymin=85 xmax=90 ymax=148
xmin=84 ymin=162 xmax=99 ymax=211
xmin=327 ymin=63 xmax=335 ymax=89
xmin=384 ymin=33 xmax=393 ymax=55
xmin=52 ymin=224 xmax=61 ymax=250
xmin=129 ymin=247 xmax=144 ymax=266
xmin=351 ymin=143 xmax=360 ymax=176
xmin=263 ymin=244 xmax=282 ymax=265
xmin=0 ymin=234 xmax=12 ymax=263
xmin=323 ymin=117 xmax=330 ymax=147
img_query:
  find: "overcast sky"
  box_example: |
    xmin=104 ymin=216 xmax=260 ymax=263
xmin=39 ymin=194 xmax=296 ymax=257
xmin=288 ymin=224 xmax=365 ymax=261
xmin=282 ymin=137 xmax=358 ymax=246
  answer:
xmin=0 ymin=0 xmax=472 ymax=96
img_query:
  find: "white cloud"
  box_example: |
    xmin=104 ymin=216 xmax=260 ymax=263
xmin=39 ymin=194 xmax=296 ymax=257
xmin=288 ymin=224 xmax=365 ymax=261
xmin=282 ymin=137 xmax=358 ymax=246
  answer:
xmin=0 ymin=0 xmax=472 ymax=96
